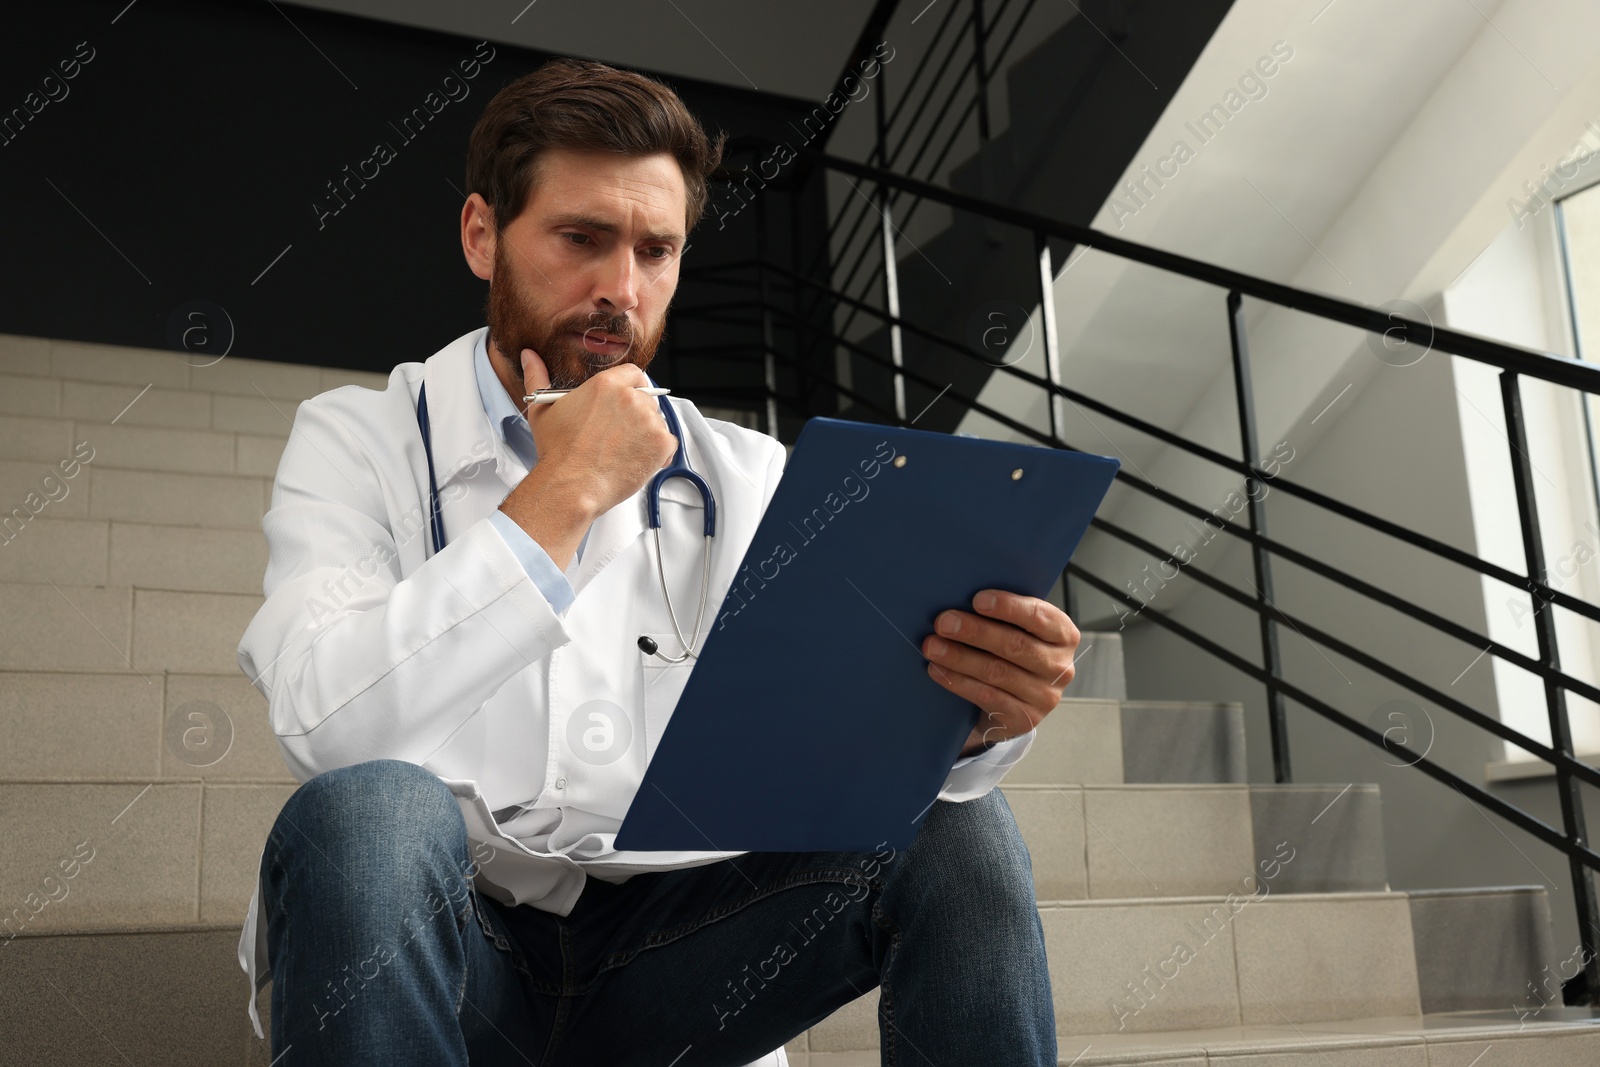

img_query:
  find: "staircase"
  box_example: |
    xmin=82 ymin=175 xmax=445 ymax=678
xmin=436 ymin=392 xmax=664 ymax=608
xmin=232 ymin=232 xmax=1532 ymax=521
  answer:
xmin=827 ymin=0 xmax=1236 ymax=435
xmin=792 ymin=635 xmax=1600 ymax=1063
xmin=0 ymin=332 xmax=351 ymax=1064
xmin=2 ymin=332 xmax=1597 ymax=1064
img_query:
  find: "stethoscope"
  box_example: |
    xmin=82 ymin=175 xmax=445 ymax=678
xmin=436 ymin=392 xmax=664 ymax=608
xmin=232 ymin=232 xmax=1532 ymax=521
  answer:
xmin=415 ymin=380 xmax=715 ymax=664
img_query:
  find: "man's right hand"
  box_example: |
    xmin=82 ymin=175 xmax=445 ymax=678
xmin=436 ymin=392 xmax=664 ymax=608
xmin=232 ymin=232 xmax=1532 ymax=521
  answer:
xmin=496 ymin=347 xmax=678 ymax=570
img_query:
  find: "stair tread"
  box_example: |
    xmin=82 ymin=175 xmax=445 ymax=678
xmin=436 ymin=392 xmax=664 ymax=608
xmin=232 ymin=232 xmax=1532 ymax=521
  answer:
xmin=1004 ymin=782 xmax=1380 ymax=790
xmin=794 ymin=1011 xmax=1600 ymax=1065
xmin=1406 ymin=884 xmax=1550 ymax=897
xmin=13 ymin=886 xmax=1498 ymax=940
xmin=14 ymin=906 xmax=1580 ymax=1062
xmin=1052 ymin=1009 xmax=1600 ymax=1063
xmin=1037 ymin=888 xmax=1407 ymax=906
xmin=6 ymin=918 xmax=243 ymax=938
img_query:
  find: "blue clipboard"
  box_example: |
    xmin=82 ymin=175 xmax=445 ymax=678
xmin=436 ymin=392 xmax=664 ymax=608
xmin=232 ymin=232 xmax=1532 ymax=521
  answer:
xmin=614 ymin=417 xmax=1119 ymax=852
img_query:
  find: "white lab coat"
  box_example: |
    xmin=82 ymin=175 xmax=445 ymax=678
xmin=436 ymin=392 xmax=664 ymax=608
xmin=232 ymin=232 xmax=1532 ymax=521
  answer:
xmin=234 ymin=327 xmax=1032 ymax=1060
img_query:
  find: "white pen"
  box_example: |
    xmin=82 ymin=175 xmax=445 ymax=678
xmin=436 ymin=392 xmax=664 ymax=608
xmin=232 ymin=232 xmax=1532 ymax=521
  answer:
xmin=522 ymin=386 xmax=671 ymax=405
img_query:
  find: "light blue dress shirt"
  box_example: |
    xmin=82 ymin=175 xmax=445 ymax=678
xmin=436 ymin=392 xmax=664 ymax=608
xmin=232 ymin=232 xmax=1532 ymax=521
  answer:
xmin=476 ymin=332 xmax=587 ymax=614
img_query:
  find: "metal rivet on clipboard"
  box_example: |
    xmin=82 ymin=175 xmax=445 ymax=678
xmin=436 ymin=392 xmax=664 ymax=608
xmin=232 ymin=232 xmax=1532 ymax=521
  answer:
xmin=1011 ymin=468 xmax=1024 ymax=480
xmin=893 ymin=455 xmax=907 ymax=468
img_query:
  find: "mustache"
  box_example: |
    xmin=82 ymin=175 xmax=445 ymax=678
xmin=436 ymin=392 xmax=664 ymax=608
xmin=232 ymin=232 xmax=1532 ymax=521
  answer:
xmin=562 ymin=311 xmax=634 ymax=341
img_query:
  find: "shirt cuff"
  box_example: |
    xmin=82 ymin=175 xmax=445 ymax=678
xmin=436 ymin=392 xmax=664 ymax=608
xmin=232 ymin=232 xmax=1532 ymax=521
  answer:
xmin=487 ymin=509 xmax=576 ymax=614
xmin=939 ymin=728 xmax=1036 ymax=801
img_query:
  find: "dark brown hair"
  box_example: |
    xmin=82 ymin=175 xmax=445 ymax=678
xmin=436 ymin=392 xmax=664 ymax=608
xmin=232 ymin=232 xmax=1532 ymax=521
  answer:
xmin=465 ymin=57 xmax=725 ymax=234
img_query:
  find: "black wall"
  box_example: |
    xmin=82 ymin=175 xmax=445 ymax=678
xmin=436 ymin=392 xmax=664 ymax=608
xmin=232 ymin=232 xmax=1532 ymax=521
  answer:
xmin=0 ymin=0 xmax=818 ymax=376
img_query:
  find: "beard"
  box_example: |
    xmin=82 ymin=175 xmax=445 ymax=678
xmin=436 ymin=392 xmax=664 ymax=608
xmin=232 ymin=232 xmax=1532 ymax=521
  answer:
xmin=484 ymin=240 xmax=666 ymax=393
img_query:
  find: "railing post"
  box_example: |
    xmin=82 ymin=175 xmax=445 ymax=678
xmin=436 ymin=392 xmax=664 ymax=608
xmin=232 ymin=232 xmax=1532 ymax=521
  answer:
xmin=1500 ymin=369 xmax=1600 ymax=997
xmin=879 ymin=188 xmax=907 ymax=422
xmin=1036 ymin=232 xmax=1065 ymax=442
xmin=790 ymin=176 xmax=816 ymax=416
xmin=971 ymin=0 xmax=991 ymax=142
xmin=874 ymin=39 xmax=889 ymax=168
xmin=755 ymin=193 xmax=780 ymax=438
xmin=1038 ymin=230 xmax=1073 ymax=620
xmin=873 ymin=52 xmax=906 ymax=422
xmin=1227 ymin=290 xmax=1291 ymax=783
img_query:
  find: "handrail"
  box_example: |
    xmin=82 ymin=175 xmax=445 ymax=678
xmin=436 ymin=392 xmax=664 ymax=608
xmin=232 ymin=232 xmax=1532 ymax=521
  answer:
xmin=807 ymin=150 xmax=1600 ymax=391
xmin=698 ymin=327 xmax=1600 ymax=868
xmin=735 ymin=286 xmax=1600 ymax=714
xmin=677 ymin=323 xmax=1600 ymax=830
xmin=744 ymin=257 xmax=1600 ymax=628
xmin=815 ymin=0 xmax=904 ymax=150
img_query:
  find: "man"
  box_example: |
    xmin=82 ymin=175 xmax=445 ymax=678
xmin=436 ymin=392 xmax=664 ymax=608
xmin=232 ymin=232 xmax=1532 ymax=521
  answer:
xmin=237 ymin=57 xmax=1078 ymax=1065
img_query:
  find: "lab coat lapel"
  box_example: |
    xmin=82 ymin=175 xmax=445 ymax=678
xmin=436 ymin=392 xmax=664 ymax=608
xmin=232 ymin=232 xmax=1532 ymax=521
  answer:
xmin=568 ymin=483 xmax=648 ymax=596
xmin=416 ymin=328 xmax=541 ymax=552
xmin=420 ymin=328 xmax=504 ymax=490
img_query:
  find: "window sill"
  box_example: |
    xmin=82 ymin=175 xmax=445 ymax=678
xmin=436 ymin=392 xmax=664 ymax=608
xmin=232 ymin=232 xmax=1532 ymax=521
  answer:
xmin=1484 ymin=753 xmax=1600 ymax=782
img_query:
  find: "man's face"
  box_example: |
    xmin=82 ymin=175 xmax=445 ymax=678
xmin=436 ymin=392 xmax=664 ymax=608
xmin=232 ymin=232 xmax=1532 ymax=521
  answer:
xmin=482 ymin=148 xmax=686 ymax=392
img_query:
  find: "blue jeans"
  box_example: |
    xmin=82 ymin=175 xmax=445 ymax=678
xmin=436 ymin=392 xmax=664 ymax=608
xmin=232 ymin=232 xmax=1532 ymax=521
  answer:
xmin=259 ymin=759 xmax=1055 ymax=1065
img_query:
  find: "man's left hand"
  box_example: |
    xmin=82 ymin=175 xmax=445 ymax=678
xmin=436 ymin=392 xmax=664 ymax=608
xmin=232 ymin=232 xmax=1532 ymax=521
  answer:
xmin=920 ymin=589 xmax=1081 ymax=759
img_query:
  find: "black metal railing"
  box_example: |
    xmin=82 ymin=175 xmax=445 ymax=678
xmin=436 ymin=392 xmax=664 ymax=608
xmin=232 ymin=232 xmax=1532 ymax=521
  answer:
xmin=691 ymin=0 xmax=1057 ymax=430
xmin=675 ymin=0 xmax=1600 ymax=1002
xmin=676 ymin=143 xmax=1600 ymax=999
xmin=811 ymin=0 xmax=1051 ymax=377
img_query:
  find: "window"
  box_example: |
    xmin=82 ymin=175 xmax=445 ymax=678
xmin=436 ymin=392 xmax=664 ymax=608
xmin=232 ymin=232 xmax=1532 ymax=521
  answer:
xmin=1555 ymin=179 xmax=1600 ymax=579
xmin=1558 ymin=179 xmax=1600 ymax=359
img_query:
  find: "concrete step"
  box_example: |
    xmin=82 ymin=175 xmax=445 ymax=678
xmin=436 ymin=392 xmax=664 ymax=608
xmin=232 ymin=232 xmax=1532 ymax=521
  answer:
xmin=0 ymin=923 xmax=255 ymax=1067
xmin=0 ymin=670 xmax=292 ymax=783
xmin=0 ymin=371 xmax=328 ymax=438
xmin=1120 ymin=699 xmax=1248 ymax=783
xmin=0 ymin=767 xmax=1388 ymax=947
xmin=0 ymin=683 xmax=1255 ymax=796
xmin=1008 ymin=697 xmax=1248 ymax=785
xmin=0 ymin=336 xmax=387 ymax=536
xmin=791 ymin=1010 xmax=1600 ymax=1064
xmin=0 ymin=457 xmax=270 ymax=530
xmin=0 ymin=583 xmax=262 ymax=674
xmin=1409 ymin=886 xmax=1563 ymax=1014
xmin=0 ymin=411 xmax=289 ymax=477
xmin=809 ymin=890 xmax=1425 ymax=1052
xmin=1247 ymin=783 xmax=1389 ymax=894
xmin=0 ymin=332 xmax=388 ymax=404
xmin=1005 ymin=783 xmax=1387 ymax=902
xmin=10 ymin=894 xmax=1584 ymax=1066
xmin=1067 ymin=630 xmax=1126 ymax=701
xmin=0 ymin=517 xmax=268 ymax=592
xmin=0 ymin=776 xmax=1381 ymax=981
xmin=0 ymin=778 xmax=294 ymax=937
xmin=0 ymin=672 xmax=294 ymax=939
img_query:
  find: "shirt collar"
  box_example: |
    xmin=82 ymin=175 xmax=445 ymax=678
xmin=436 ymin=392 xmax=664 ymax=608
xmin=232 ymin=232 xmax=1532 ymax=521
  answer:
xmin=473 ymin=331 xmax=529 ymax=445
xmin=471 ymin=331 xmax=667 ymax=452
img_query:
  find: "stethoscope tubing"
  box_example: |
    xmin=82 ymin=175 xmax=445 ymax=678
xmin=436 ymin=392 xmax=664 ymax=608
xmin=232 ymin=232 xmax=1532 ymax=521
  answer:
xmin=414 ymin=383 xmax=713 ymax=661
xmin=417 ymin=382 xmax=448 ymax=558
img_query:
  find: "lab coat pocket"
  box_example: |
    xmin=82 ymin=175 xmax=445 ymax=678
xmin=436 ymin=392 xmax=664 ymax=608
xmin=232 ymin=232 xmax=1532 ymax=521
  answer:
xmin=639 ymin=631 xmax=705 ymax=762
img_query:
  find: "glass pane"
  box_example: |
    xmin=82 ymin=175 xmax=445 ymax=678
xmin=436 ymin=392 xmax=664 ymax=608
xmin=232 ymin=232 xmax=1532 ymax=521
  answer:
xmin=1561 ymin=181 xmax=1600 ymax=357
